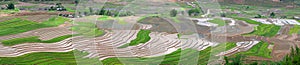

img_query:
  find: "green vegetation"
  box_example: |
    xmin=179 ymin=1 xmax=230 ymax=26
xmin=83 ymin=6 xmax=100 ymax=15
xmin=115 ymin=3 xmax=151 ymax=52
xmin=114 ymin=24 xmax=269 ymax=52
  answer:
xmin=65 ymin=7 xmax=76 ymax=12
xmin=207 ymin=18 xmax=226 ymax=26
xmin=176 ymin=2 xmax=193 ymax=8
xmin=0 ymin=1 xmax=17 ymax=5
xmin=232 ymin=17 xmax=280 ymax=37
xmin=232 ymin=17 xmax=262 ymax=25
xmin=289 ymin=25 xmax=300 ymax=35
xmin=119 ymin=30 xmax=151 ymax=48
xmin=213 ymin=42 xmax=237 ymax=51
xmin=225 ymin=54 xmax=245 ymax=65
xmin=102 ymin=47 xmax=212 ymax=65
xmin=0 ymin=8 xmax=19 ymax=14
xmin=71 ymin=22 xmax=104 ymax=37
xmin=233 ymin=41 xmax=272 ymax=58
xmin=0 ymin=50 xmax=102 ymax=65
xmin=97 ymin=16 xmax=113 ymax=21
xmin=225 ymin=42 xmax=237 ymax=50
xmin=270 ymin=12 xmax=276 ymax=18
xmin=0 ymin=16 xmax=68 ymax=36
xmin=117 ymin=18 xmax=127 ymax=24
xmin=137 ymin=14 xmax=160 ymax=22
xmin=243 ymin=24 xmax=280 ymax=37
xmin=7 ymin=3 xmax=15 ymax=10
xmin=276 ymin=47 xmax=300 ymax=65
xmin=226 ymin=46 xmax=300 ymax=65
xmin=41 ymin=16 xmax=69 ymax=26
xmin=188 ymin=8 xmax=201 ymax=17
xmin=170 ymin=9 xmax=177 ymax=17
xmin=1 ymin=35 xmax=72 ymax=46
xmin=177 ymin=33 xmax=182 ymax=39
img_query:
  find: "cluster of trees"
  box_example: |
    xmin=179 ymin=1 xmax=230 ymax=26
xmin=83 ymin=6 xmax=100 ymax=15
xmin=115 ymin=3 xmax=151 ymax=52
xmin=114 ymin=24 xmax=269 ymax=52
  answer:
xmin=225 ymin=46 xmax=300 ymax=65
xmin=74 ymin=0 xmax=79 ymax=6
xmin=254 ymin=12 xmax=276 ymax=18
xmin=1 ymin=3 xmax=15 ymax=10
xmin=188 ymin=8 xmax=201 ymax=16
xmin=170 ymin=9 xmax=177 ymax=17
xmin=78 ymin=7 xmax=133 ymax=17
xmin=49 ymin=3 xmax=66 ymax=11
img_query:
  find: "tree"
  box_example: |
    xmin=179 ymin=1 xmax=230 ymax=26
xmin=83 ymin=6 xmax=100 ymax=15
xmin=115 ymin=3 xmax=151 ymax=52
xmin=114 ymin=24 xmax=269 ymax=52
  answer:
xmin=7 ymin=3 xmax=15 ymax=10
xmin=254 ymin=14 xmax=262 ymax=18
xmin=221 ymin=13 xmax=226 ymax=17
xmin=245 ymin=6 xmax=250 ymax=10
xmin=270 ymin=12 xmax=276 ymax=18
xmin=170 ymin=9 xmax=177 ymax=17
xmin=188 ymin=8 xmax=200 ymax=16
xmin=75 ymin=0 xmax=79 ymax=6
xmin=89 ymin=7 xmax=93 ymax=14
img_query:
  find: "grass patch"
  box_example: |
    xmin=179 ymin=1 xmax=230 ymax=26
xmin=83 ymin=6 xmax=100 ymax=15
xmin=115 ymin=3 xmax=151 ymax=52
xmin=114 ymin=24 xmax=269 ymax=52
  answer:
xmin=65 ymin=7 xmax=76 ymax=13
xmin=0 ymin=16 xmax=68 ymax=36
xmin=97 ymin=16 xmax=113 ymax=21
xmin=0 ymin=50 xmax=102 ymax=65
xmin=41 ymin=16 xmax=69 ymax=26
xmin=0 ymin=8 xmax=19 ymax=14
xmin=71 ymin=22 xmax=104 ymax=37
xmin=243 ymin=24 xmax=280 ymax=37
xmin=289 ymin=25 xmax=300 ymax=35
xmin=1 ymin=35 xmax=72 ymax=46
xmin=233 ymin=41 xmax=272 ymax=58
xmin=207 ymin=18 xmax=226 ymax=26
xmin=225 ymin=42 xmax=237 ymax=50
xmin=232 ymin=17 xmax=262 ymax=25
xmin=118 ymin=30 xmax=151 ymax=48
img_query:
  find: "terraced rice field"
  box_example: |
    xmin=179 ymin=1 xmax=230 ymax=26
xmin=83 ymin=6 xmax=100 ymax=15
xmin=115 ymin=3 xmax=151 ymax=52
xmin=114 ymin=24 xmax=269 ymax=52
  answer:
xmin=0 ymin=13 xmax=284 ymax=65
xmin=101 ymin=47 xmax=212 ymax=65
xmin=243 ymin=24 xmax=281 ymax=37
xmin=1 ymin=35 xmax=72 ymax=46
xmin=233 ymin=17 xmax=262 ymax=25
xmin=225 ymin=42 xmax=237 ymax=50
xmin=97 ymin=16 xmax=113 ymax=21
xmin=119 ymin=30 xmax=151 ymax=48
xmin=232 ymin=17 xmax=281 ymax=37
xmin=71 ymin=22 xmax=105 ymax=37
xmin=216 ymin=41 xmax=261 ymax=56
xmin=232 ymin=41 xmax=272 ymax=58
xmin=0 ymin=50 xmax=102 ymax=65
xmin=289 ymin=25 xmax=300 ymax=35
xmin=0 ymin=16 xmax=68 ymax=36
xmin=0 ymin=22 xmax=217 ymax=65
xmin=207 ymin=18 xmax=226 ymax=26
